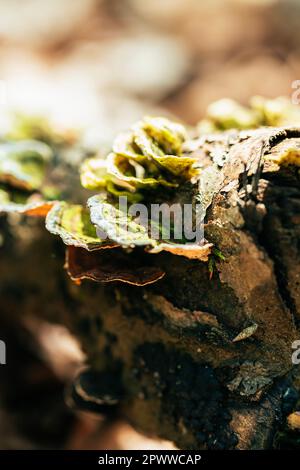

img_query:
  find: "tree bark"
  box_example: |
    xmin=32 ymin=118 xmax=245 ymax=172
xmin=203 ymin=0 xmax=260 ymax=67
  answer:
xmin=0 ymin=126 xmax=299 ymax=449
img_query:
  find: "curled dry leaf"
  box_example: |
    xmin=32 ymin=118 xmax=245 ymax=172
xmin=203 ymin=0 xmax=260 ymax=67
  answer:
xmin=66 ymin=246 xmax=165 ymax=286
xmin=46 ymin=201 xmax=117 ymax=251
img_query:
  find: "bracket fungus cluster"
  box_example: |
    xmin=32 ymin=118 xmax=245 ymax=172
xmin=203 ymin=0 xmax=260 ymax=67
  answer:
xmin=44 ymin=116 xmax=216 ymax=286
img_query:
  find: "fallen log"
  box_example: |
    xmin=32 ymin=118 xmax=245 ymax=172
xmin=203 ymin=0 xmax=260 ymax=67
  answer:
xmin=0 ymin=121 xmax=299 ymax=449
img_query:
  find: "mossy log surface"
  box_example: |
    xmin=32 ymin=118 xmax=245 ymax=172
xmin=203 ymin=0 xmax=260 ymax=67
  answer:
xmin=0 ymin=126 xmax=299 ymax=449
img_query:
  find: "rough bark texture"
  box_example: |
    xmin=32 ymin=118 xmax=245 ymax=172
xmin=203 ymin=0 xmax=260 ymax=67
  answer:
xmin=0 ymin=126 xmax=299 ymax=449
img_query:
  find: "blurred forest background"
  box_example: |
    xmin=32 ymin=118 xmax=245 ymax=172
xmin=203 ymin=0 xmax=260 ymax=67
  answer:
xmin=0 ymin=0 xmax=300 ymax=450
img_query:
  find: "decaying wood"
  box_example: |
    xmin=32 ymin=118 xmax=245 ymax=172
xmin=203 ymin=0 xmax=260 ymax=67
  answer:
xmin=0 ymin=126 xmax=299 ymax=449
